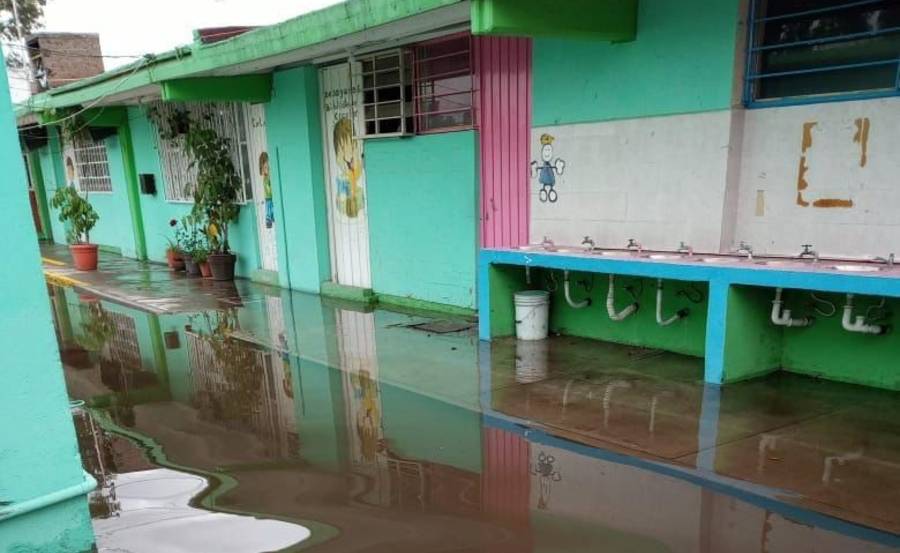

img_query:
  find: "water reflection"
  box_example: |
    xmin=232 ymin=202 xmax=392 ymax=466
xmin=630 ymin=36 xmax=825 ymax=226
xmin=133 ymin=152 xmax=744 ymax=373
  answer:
xmin=47 ymin=284 xmax=900 ymax=552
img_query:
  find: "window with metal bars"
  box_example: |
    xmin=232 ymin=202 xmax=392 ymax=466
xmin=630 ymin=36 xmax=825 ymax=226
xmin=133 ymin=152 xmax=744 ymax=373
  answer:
xmin=71 ymin=135 xmax=113 ymax=193
xmin=358 ymin=49 xmax=414 ymax=137
xmin=414 ymin=33 xmax=475 ymax=133
xmin=150 ymin=101 xmax=255 ymax=203
xmin=745 ymin=0 xmax=900 ymax=106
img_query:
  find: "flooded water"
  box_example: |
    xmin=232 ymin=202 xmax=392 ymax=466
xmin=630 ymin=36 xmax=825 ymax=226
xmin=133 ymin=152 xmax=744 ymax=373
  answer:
xmin=47 ymin=282 xmax=900 ymax=552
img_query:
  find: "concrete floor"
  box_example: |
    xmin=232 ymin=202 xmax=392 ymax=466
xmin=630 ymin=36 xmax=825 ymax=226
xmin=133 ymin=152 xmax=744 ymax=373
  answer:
xmin=45 ymin=244 xmax=900 ymax=551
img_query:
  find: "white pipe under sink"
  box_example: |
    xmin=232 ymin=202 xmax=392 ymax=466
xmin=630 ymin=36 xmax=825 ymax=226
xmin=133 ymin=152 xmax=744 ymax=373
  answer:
xmin=771 ymin=288 xmax=813 ymax=328
xmin=842 ymin=294 xmax=886 ymax=335
xmin=656 ymin=279 xmax=688 ymax=326
xmin=607 ymin=275 xmax=638 ymax=321
xmin=563 ymin=270 xmax=591 ymax=309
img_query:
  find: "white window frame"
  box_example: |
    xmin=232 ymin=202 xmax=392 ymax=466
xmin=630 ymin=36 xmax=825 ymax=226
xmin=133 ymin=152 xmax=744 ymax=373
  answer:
xmin=356 ymin=48 xmax=414 ymax=138
xmin=70 ymin=134 xmax=113 ymax=193
xmin=150 ymin=101 xmax=254 ymax=203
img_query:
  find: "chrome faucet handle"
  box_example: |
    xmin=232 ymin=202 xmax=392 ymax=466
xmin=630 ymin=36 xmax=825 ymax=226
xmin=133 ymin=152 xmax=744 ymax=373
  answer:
xmin=541 ymin=236 xmax=555 ymax=250
xmin=801 ymin=244 xmax=814 ymax=255
xmin=581 ymin=236 xmax=595 ymax=250
xmin=626 ymin=238 xmax=639 ymax=250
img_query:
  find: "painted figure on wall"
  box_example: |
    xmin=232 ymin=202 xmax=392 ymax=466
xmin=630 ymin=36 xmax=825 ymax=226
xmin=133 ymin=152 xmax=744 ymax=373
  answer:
xmin=65 ymin=156 xmax=77 ymax=188
xmin=333 ymin=116 xmax=365 ymax=218
xmin=530 ymin=133 xmax=566 ymax=203
xmin=352 ymin=368 xmax=382 ymax=463
xmin=259 ymin=151 xmax=275 ymax=228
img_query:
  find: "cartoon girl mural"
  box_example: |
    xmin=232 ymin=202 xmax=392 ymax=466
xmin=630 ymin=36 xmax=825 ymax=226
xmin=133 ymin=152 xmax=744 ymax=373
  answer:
xmin=65 ymin=156 xmax=77 ymax=188
xmin=259 ymin=151 xmax=274 ymax=229
xmin=333 ymin=116 xmax=365 ymax=218
xmin=352 ymin=368 xmax=382 ymax=463
xmin=531 ymin=450 xmax=562 ymax=510
xmin=530 ymin=133 xmax=566 ymax=203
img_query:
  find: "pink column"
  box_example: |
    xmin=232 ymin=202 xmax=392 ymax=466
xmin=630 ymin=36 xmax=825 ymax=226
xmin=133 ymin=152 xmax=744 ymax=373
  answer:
xmin=475 ymin=36 xmax=532 ymax=248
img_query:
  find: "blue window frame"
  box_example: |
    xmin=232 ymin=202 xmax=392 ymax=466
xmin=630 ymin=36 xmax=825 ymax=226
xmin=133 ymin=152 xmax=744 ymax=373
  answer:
xmin=744 ymin=0 xmax=900 ymax=107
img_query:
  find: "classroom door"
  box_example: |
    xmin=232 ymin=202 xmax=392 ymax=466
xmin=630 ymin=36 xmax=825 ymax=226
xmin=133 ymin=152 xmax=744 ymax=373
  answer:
xmin=319 ymin=63 xmax=372 ymax=289
xmin=244 ymin=104 xmax=279 ymax=272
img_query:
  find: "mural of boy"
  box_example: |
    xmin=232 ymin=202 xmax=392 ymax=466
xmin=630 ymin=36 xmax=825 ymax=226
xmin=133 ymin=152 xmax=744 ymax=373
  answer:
xmin=333 ymin=116 xmax=365 ymax=218
xmin=65 ymin=156 xmax=77 ymax=188
xmin=259 ymin=151 xmax=274 ymax=228
xmin=530 ymin=133 xmax=566 ymax=203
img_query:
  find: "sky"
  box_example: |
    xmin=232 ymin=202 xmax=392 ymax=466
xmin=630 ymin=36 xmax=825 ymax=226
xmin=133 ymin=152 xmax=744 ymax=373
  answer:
xmin=7 ymin=0 xmax=342 ymax=100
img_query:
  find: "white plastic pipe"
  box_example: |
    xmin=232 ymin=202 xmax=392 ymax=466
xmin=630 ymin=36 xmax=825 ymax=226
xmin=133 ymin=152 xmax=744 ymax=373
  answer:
xmin=842 ymin=294 xmax=885 ymax=335
xmin=656 ymin=279 xmax=688 ymax=326
xmin=771 ymin=288 xmax=812 ymax=328
xmin=563 ymin=271 xmax=591 ymax=309
xmin=606 ymin=275 xmax=638 ymax=321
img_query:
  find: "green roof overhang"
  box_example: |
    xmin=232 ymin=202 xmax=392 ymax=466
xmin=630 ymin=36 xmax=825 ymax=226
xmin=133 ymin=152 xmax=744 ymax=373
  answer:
xmin=160 ymin=75 xmax=272 ymax=103
xmin=471 ymin=0 xmax=637 ymax=41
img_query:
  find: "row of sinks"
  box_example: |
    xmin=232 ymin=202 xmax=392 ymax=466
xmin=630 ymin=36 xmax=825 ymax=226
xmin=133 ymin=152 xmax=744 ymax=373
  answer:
xmin=517 ymin=246 xmax=888 ymax=273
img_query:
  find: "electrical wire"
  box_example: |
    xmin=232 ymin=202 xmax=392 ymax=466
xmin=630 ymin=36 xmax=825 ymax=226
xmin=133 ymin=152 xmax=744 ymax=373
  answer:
xmin=810 ymin=293 xmax=837 ymax=318
xmin=2 ymin=41 xmax=145 ymax=60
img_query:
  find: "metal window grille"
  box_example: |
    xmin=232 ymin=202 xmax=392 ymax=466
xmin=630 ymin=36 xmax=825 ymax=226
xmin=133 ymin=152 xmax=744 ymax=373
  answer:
xmin=745 ymin=0 xmax=900 ymax=107
xmin=358 ymin=49 xmax=414 ymax=137
xmin=71 ymin=135 xmax=113 ymax=193
xmin=151 ymin=101 xmax=254 ymax=203
xmin=414 ymin=33 xmax=475 ymax=133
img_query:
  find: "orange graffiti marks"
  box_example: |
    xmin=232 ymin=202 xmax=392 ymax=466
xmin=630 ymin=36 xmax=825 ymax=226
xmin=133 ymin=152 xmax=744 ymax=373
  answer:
xmin=794 ymin=119 xmax=857 ymax=209
xmin=795 ymin=122 xmax=816 ymax=206
xmin=812 ymin=198 xmax=854 ymax=208
xmin=854 ymin=117 xmax=870 ymax=167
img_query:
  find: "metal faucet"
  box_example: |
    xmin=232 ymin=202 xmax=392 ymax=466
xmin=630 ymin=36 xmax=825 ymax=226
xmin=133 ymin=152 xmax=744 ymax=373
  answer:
xmin=734 ymin=241 xmax=753 ymax=260
xmin=582 ymin=236 xmax=595 ymax=251
xmin=799 ymin=244 xmax=819 ymax=263
xmin=677 ymin=241 xmax=694 ymax=257
xmin=875 ymin=253 xmax=895 ymax=267
xmin=626 ymin=238 xmax=643 ymax=253
xmin=541 ymin=236 xmax=555 ymax=251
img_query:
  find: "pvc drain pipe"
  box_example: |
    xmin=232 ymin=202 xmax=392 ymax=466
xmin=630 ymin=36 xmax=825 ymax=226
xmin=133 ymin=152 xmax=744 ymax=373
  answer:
xmin=606 ymin=275 xmax=638 ymax=321
xmin=771 ymin=288 xmax=813 ymax=328
xmin=842 ymin=294 xmax=886 ymax=335
xmin=656 ymin=279 xmax=688 ymax=326
xmin=563 ymin=271 xmax=591 ymax=309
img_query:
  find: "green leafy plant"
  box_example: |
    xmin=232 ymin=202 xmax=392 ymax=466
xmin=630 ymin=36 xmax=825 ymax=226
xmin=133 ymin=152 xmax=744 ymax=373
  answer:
xmin=185 ymin=119 xmax=242 ymax=254
xmin=50 ymin=186 xmax=99 ymax=244
xmin=76 ymin=302 xmax=114 ymax=353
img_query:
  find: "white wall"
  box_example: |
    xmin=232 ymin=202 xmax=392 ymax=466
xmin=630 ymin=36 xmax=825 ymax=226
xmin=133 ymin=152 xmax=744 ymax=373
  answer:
xmin=529 ymin=111 xmax=733 ymax=253
xmin=733 ymin=97 xmax=900 ymax=259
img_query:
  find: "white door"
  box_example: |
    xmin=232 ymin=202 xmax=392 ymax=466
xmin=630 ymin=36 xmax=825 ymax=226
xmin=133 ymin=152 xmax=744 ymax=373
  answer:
xmin=320 ymin=63 xmax=372 ymax=289
xmin=245 ymin=104 xmax=279 ymax=272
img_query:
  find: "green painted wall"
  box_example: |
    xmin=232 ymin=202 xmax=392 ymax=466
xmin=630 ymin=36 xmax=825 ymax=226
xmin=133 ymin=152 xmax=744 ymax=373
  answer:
xmin=128 ymin=107 xmax=262 ymax=277
xmin=87 ymin=135 xmax=138 ymax=256
xmin=37 ymin=132 xmax=70 ymax=245
xmin=0 ymin=57 xmax=94 ymax=552
xmin=721 ymin=285 xmax=782 ymax=383
xmin=265 ymin=66 xmax=331 ymax=293
xmin=531 ymin=0 xmax=740 ymax=126
xmin=366 ymin=131 xmax=479 ymax=309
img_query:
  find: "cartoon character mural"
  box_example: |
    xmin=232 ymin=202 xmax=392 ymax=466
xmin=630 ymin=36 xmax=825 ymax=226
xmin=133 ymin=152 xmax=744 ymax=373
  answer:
xmin=259 ymin=151 xmax=275 ymax=229
xmin=531 ymin=450 xmax=562 ymax=510
xmin=65 ymin=155 xmax=77 ymax=188
xmin=530 ymin=133 xmax=566 ymax=203
xmin=333 ymin=116 xmax=365 ymax=218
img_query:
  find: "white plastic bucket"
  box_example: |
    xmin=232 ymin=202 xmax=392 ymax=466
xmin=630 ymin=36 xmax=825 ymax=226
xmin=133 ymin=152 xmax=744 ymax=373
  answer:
xmin=515 ymin=339 xmax=549 ymax=383
xmin=514 ymin=290 xmax=550 ymax=341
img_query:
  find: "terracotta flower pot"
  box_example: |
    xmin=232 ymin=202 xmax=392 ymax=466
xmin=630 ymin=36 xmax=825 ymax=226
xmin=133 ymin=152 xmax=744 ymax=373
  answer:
xmin=70 ymin=243 xmax=99 ymax=271
xmin=166 ymin=249 xmax=185 ymax=271
xmin=208 ymin=252 xmax=237 ymax=281
xmin=199 ymin=261 xmax=212 ymax=278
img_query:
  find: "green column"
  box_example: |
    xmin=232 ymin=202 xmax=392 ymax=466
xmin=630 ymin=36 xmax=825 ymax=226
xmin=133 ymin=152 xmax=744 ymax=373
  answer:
xmin=27 ymin=149 xmax=53 ymax=241
xmin=117 ymin=118 xmax=148 ymax=260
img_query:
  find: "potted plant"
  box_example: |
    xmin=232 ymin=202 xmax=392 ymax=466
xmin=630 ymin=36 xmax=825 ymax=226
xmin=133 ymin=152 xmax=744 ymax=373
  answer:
xmin=164 ymin=219 xmax=185 ymax=271
xmin=186 ymin=123 xmax=242 ymax=281
xmin=50 ymin=186 xmax=100 ymax=271
xmin=193 ymin=246 xmax=212 ymax=278
xmin=176 ymin=215 xmax=205 ymax=277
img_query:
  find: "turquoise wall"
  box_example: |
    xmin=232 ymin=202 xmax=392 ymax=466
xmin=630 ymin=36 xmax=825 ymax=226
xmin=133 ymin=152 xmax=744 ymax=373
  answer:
xmin=266 ymin=66 xmax=331 ymax=293
xmin=128 ymin=107 xmax=262 ymax=278
xmin=86 ymin=135 xmax=138 ymax=256
xmin=0 ymin=57 xmax=94 ymax=552
xmin=365 ymin=131 xmax=479 ymax=309
xmin=37 ymin=134 xmax=67 ymax=245
xmin=532 ymin=0 xmax=740 ymax=126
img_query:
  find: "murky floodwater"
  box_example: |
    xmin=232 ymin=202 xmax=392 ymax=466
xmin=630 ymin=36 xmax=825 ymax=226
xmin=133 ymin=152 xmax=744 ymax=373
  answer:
xmin=47 ymin=283 xmax=900 ymax=552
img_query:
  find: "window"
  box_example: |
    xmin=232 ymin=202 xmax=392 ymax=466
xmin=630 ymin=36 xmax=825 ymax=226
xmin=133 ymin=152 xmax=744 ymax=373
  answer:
xmin=414 ymin=34 xmax=475 ymax=132
xmin=358 ymin=49 xmax=414 ymax=136
xmin=71 ymin=135 xmax=113 ymax=192
xmin=151 ymin=101 xmax=254 ymax=203
xmin=746 ymin=0 xmax=900 ymax=105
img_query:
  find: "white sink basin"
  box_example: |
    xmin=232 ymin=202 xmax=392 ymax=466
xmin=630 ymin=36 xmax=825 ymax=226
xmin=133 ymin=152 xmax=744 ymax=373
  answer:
xmin=756 ymin=260 xmax=802 ymax=267
xmin=596 ymin=251 xmax=634 ymax=257
xmin=831 ymin=264 xmax=882 ymax=273
xmin=519 ymin=245 xmax=544 ymax=251
xmin=647 ymin=254 xmax=683 ymax=260
xmin=701 ymin=257 xmax=739 ymax=264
